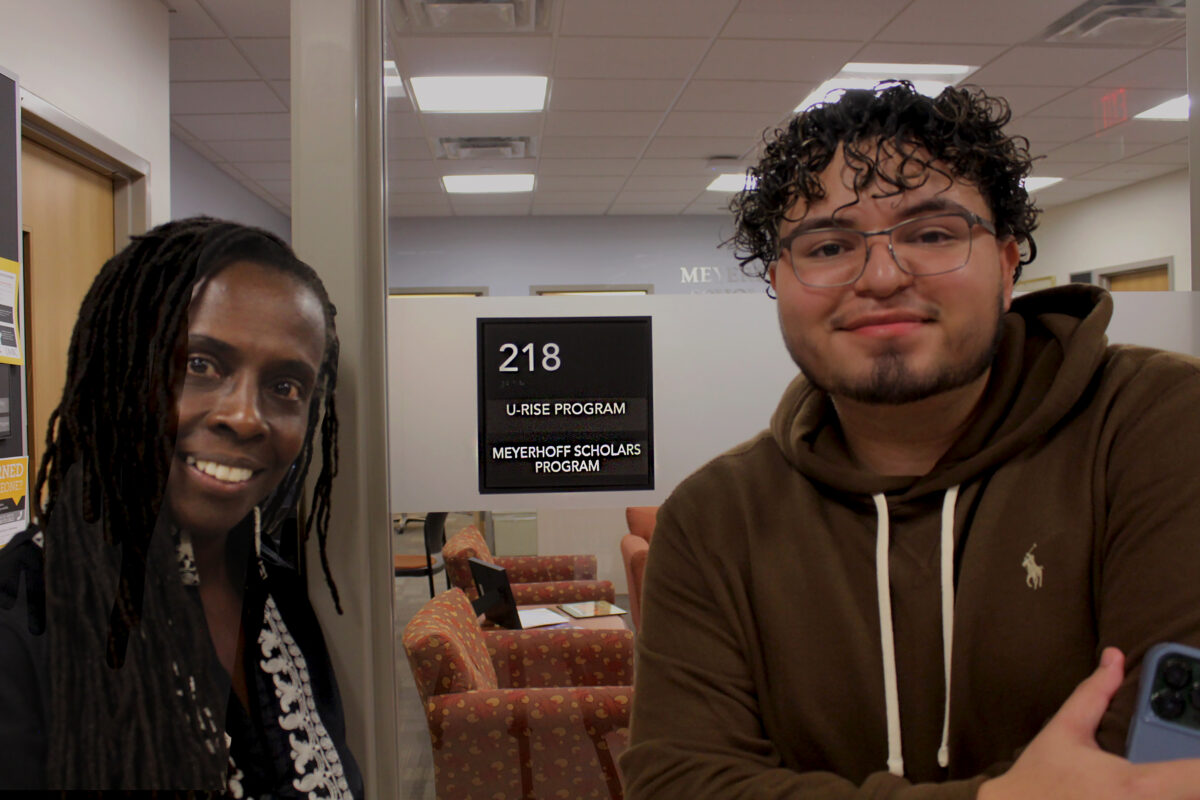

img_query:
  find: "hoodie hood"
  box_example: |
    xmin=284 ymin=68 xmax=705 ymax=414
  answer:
xmin=770 ymin=284 xmax=1113 ymax=501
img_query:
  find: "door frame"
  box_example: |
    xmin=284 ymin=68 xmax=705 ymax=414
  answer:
xmin=19 ymin=89 xmax=149 ymax=247
xmin=1071 ymin=256 xmax=1176 ymax=291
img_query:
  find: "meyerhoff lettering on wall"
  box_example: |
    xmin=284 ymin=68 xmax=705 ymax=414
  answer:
xmin=477 ymin=317 xmax=653 ymax=493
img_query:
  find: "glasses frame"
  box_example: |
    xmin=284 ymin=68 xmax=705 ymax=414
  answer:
xmin=778 ymin=210 xmax=999 ymax=288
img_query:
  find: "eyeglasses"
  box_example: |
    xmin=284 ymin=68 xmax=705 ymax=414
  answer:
xmin=778 ymin=210 xmax=998 ymax=288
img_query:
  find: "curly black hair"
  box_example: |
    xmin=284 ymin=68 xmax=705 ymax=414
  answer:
xmin=730 ymin=81 xmax=1040 ymax=284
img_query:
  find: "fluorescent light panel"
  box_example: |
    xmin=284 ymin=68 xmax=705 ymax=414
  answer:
xmin=411 ymin=76 xmax=548 ymax=113
xmin=707 ymin=173 xmax=757 ymax=192
xmin=1022 ymin=177 xmax=1063 ymax=192
xmin=442 ymin=174 xmax=535 ymax=194
xmin=796 ymin=63 xmax=977 ymax=113
xmin=1135 ymin=95 xmax=1189 ymax=121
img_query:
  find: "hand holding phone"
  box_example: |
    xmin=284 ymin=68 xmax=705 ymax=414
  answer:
xmin=1126 ymin=642 xmax=1200 ymax=763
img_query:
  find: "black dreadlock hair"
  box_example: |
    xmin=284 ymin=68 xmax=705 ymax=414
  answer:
xmin=34 ymin=217 xmax=341 ymax=789
xmin=729 ymin=81 xmax=1040 ymax=286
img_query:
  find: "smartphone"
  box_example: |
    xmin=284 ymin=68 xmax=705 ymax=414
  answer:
xmin=1126 ymin=642 xmax=1200 ymax=763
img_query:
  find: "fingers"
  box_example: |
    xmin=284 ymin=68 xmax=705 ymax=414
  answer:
xmin=1131 ymin=758 xmax=1200 ymax=800
xmin=1051 ymin=647 xmax=1125 ymax=739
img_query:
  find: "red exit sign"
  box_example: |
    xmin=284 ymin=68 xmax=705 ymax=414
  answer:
xmin=1099 ymin=88 xmax=1128 ymax=130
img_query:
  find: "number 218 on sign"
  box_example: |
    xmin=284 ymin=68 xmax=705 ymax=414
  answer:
xmin=498 ymin=342 xmax=561 ymax=372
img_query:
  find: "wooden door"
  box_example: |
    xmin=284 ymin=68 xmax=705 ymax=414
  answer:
xmin=20 ymin=137 xmax=114 ymax=475
xmin=1105 ymin=265 xmax=1170 ymax=292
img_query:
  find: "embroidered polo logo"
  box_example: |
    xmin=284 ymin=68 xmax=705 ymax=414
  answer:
xmin=1022 ymin=544 xmax=1044 ymax=590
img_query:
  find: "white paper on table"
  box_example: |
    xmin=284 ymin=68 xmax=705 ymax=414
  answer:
xmin=517 ymin=607 xmax=570 ymax=628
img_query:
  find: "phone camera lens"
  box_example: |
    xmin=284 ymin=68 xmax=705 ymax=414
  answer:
xmin=1152 ymin=689 xmax=1187 ymax=720
xmin=1162 ymin=658 xmax=1192 ymax=690
xmin=1191 ymin=684 xmax=1200 ymax=711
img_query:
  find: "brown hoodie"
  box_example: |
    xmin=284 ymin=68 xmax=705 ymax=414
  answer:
xmin=622 ymin=285 xmax=1200 ymax=798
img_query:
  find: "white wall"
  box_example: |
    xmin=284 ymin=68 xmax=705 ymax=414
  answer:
xmin=171 ymin=137 xmax=291 ymax=242
xmin=0 ymin=0 xmax=171 ymax=224
xmin=1024 ymin=169 xmax=1191 ymax=291
xmin=389 ymin=214 xmax=765 ymax=296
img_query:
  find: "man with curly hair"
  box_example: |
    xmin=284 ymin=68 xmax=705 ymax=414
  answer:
xmin=621 ymin=83 xmax=1200 ymax=799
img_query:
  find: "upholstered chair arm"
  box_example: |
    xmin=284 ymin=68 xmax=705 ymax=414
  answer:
xmin=423 ymin=686 xmax=632 ymax=799
xmin=511 ymin=580 xmax=615 ymax=605
xmin=494 ymin=553 xmax=598 ymax=581
xmin=486 ymin=628 xmax=634 ymax=688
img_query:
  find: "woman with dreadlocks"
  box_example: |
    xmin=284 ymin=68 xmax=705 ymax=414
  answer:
xmin=0 ymin=217 xmax=362 ymax=795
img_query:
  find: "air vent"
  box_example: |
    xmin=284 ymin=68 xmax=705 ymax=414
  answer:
xmin=1041 ymin=0 xmax=1184 ymax=46
xmin=397 ymin=0 xmax=549 ymax=33
xmin=437 ymin=136 xmax=533 ymax=159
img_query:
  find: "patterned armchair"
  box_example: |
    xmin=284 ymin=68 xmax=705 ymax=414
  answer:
xmin=620 ymin=506 xmax=658 ymax=630
xmin=403 ymin=589 xmax=633 ymax=799
xmin=443 ymin=525 xmax=615 ymax=604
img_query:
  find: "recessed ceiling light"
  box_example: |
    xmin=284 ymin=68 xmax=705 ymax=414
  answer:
xmin=1135 ymin=95 xmax=1189 ymax=121
xmin=442 ymin=174 xmax=535 ymax=194
xmin=1022 ymin=177 xmax=1063 ymax=192
xmin=706 ymin=173 xmax=757 ymax=192
xmin=411 ymin=76 xmax=548 ymax=113
xmin=795 ymin=63 xmax=977 ymax=113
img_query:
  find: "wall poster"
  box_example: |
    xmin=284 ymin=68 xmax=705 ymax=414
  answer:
xmin=477 ymin=316 xmax=653 ymax=493
xmin=0 ymin=66 xmax=24 ymax=545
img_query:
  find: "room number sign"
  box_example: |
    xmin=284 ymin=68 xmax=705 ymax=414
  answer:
xmin=477 ymin=316 xmax=653 ymax=493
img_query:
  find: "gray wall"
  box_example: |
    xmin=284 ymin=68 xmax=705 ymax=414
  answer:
xmin=170 ymin=136 xmax=291 ymax=242
xmin=388 ymin=214 xmax=770 ymax=296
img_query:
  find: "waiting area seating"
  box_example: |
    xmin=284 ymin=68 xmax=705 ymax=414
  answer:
xmin=443 ymin=525 xmax=615 ymax=604
xmin=403 ymin=589 xmax=632 ymax=798
xmin=620 ymin=506 xmax=658 ymax=630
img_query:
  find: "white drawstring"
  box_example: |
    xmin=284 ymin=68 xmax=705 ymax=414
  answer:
xmin=938 ymin=485 xmax=959 ymax=769
xmin=872 ymin=486 xmax=960 ymax=778
xmin=872 ymin=493 xmax=904 ymax=777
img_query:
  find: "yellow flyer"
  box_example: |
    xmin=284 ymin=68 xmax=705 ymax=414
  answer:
xmin=0 ymin=455 xmax=26 ymax=546
xmin=0 ymin=257 xmax=20 ymax=365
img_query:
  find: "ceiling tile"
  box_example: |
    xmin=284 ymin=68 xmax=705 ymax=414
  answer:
xmin=1025 ymin=157 xmax=1107 ymax=178
xmin=555 ymin=38 xmax=710 ymax=80
xmin=548 ymin=79 xmax=682 ymax=111
xmin=234 ymin=161 xmax=291 ymax=180
xmin=543 ymin=111 xmax=663 ymax=137
xmin=978 ymin=85 xmax=1072 ymax=117
xmin=1030 ymin=178 xmax=1130 ymax=207
xmin=657 ymin=110 xmax=784 ymax=139
xmin=206 ymin=139 xmax=292 ymax=161
xmin=1092 ymin=118 xmax=1188 ymax=144
xmin=674 ymin=80 xmax=812 ymax=113
xmin=238 ymin=38 xmax=290 ymax=81
xmin=609 ymin=203 xmax=688 ymax=215
xmin=168 ymin=0 xmax=222 ymax=38
xmin=623 ymin=176 xmax=711 ymax=192
xmin=386 ymin=159 xmax=441 ymax=179
xmin=389 ymin=191 xmax=452 ymax=207
xmin=632 ymin=158 xmax=722 ymax=176
xmin=171 ymin=81 xmax=287 ymax=114
xmin=390 ymin=205 xmax=454 ymax=218
xmin=171 ymin=39 xmax=257 ymax=81
xmin=560 ymin=0 xmax=738 ymax=38
xmin=452 ymin=203 xmax=534 ymax=216
xmin=535 ymin=176 xmax=625 ymax=191
xmin=1121 ymin=142 xmax=1189 ymax=165
xmin=615 ymin=190 xmax=702 ymax=204
xmin=386 ymin=113 xmax=426 ymax=139
xmin=851 ymin=42 xmax=1007 ymax=68
xmin=388 ymin=177 xmax=443 ymax=193
xmin=695 ymin=39 xmax=860 ymax=82
xmin=1028 ymin=86 xmax=1182 ymax=119
xmin=172 ymin=112 xmax=290 ymax=140
xmin=269 ymin=81 xmax=290 ymax=109
xmin=532 ymin=203 xmax=613 ymax=215
xmin=643 ymin=136 xmax=757 ymax=159
xmin=1087 ymin=48 xmax=1185 ymax=90
xmin=396 ymin=36 xmax=553 ymax=76
xmin=199 ymin=0 xmax=289 ymax=37
xmin=418 ymin=113 xmax=542 ymax=140
xmin=391 ymin=138 xmax=435 ymax=159
xmin=722 ymin=0 xmax=910 ymax=41
xmin=876 ymin=0 xmax=1084 ymax=45
xmin=449 ymin=194 xmax=533 ymax=207
xmin=537 ymin=158 xmax=637 ymax=176
xmin=1071 ymin=162 xmax=1182 ymax=183
xmin=539 ymin=137 xmax=648 ymax=158
xmin=531 ymin=190 xmax=620 ymax=204
xmin=1046 ymin=138 xmax=1156 ymax=162
xmin=967 ymin=46 xmax=1144 ymax=88
xmin=437 ymin=157 xmax=538 ymax=175
xmin=1012 ymin=116 xmax=1109 ymax=144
